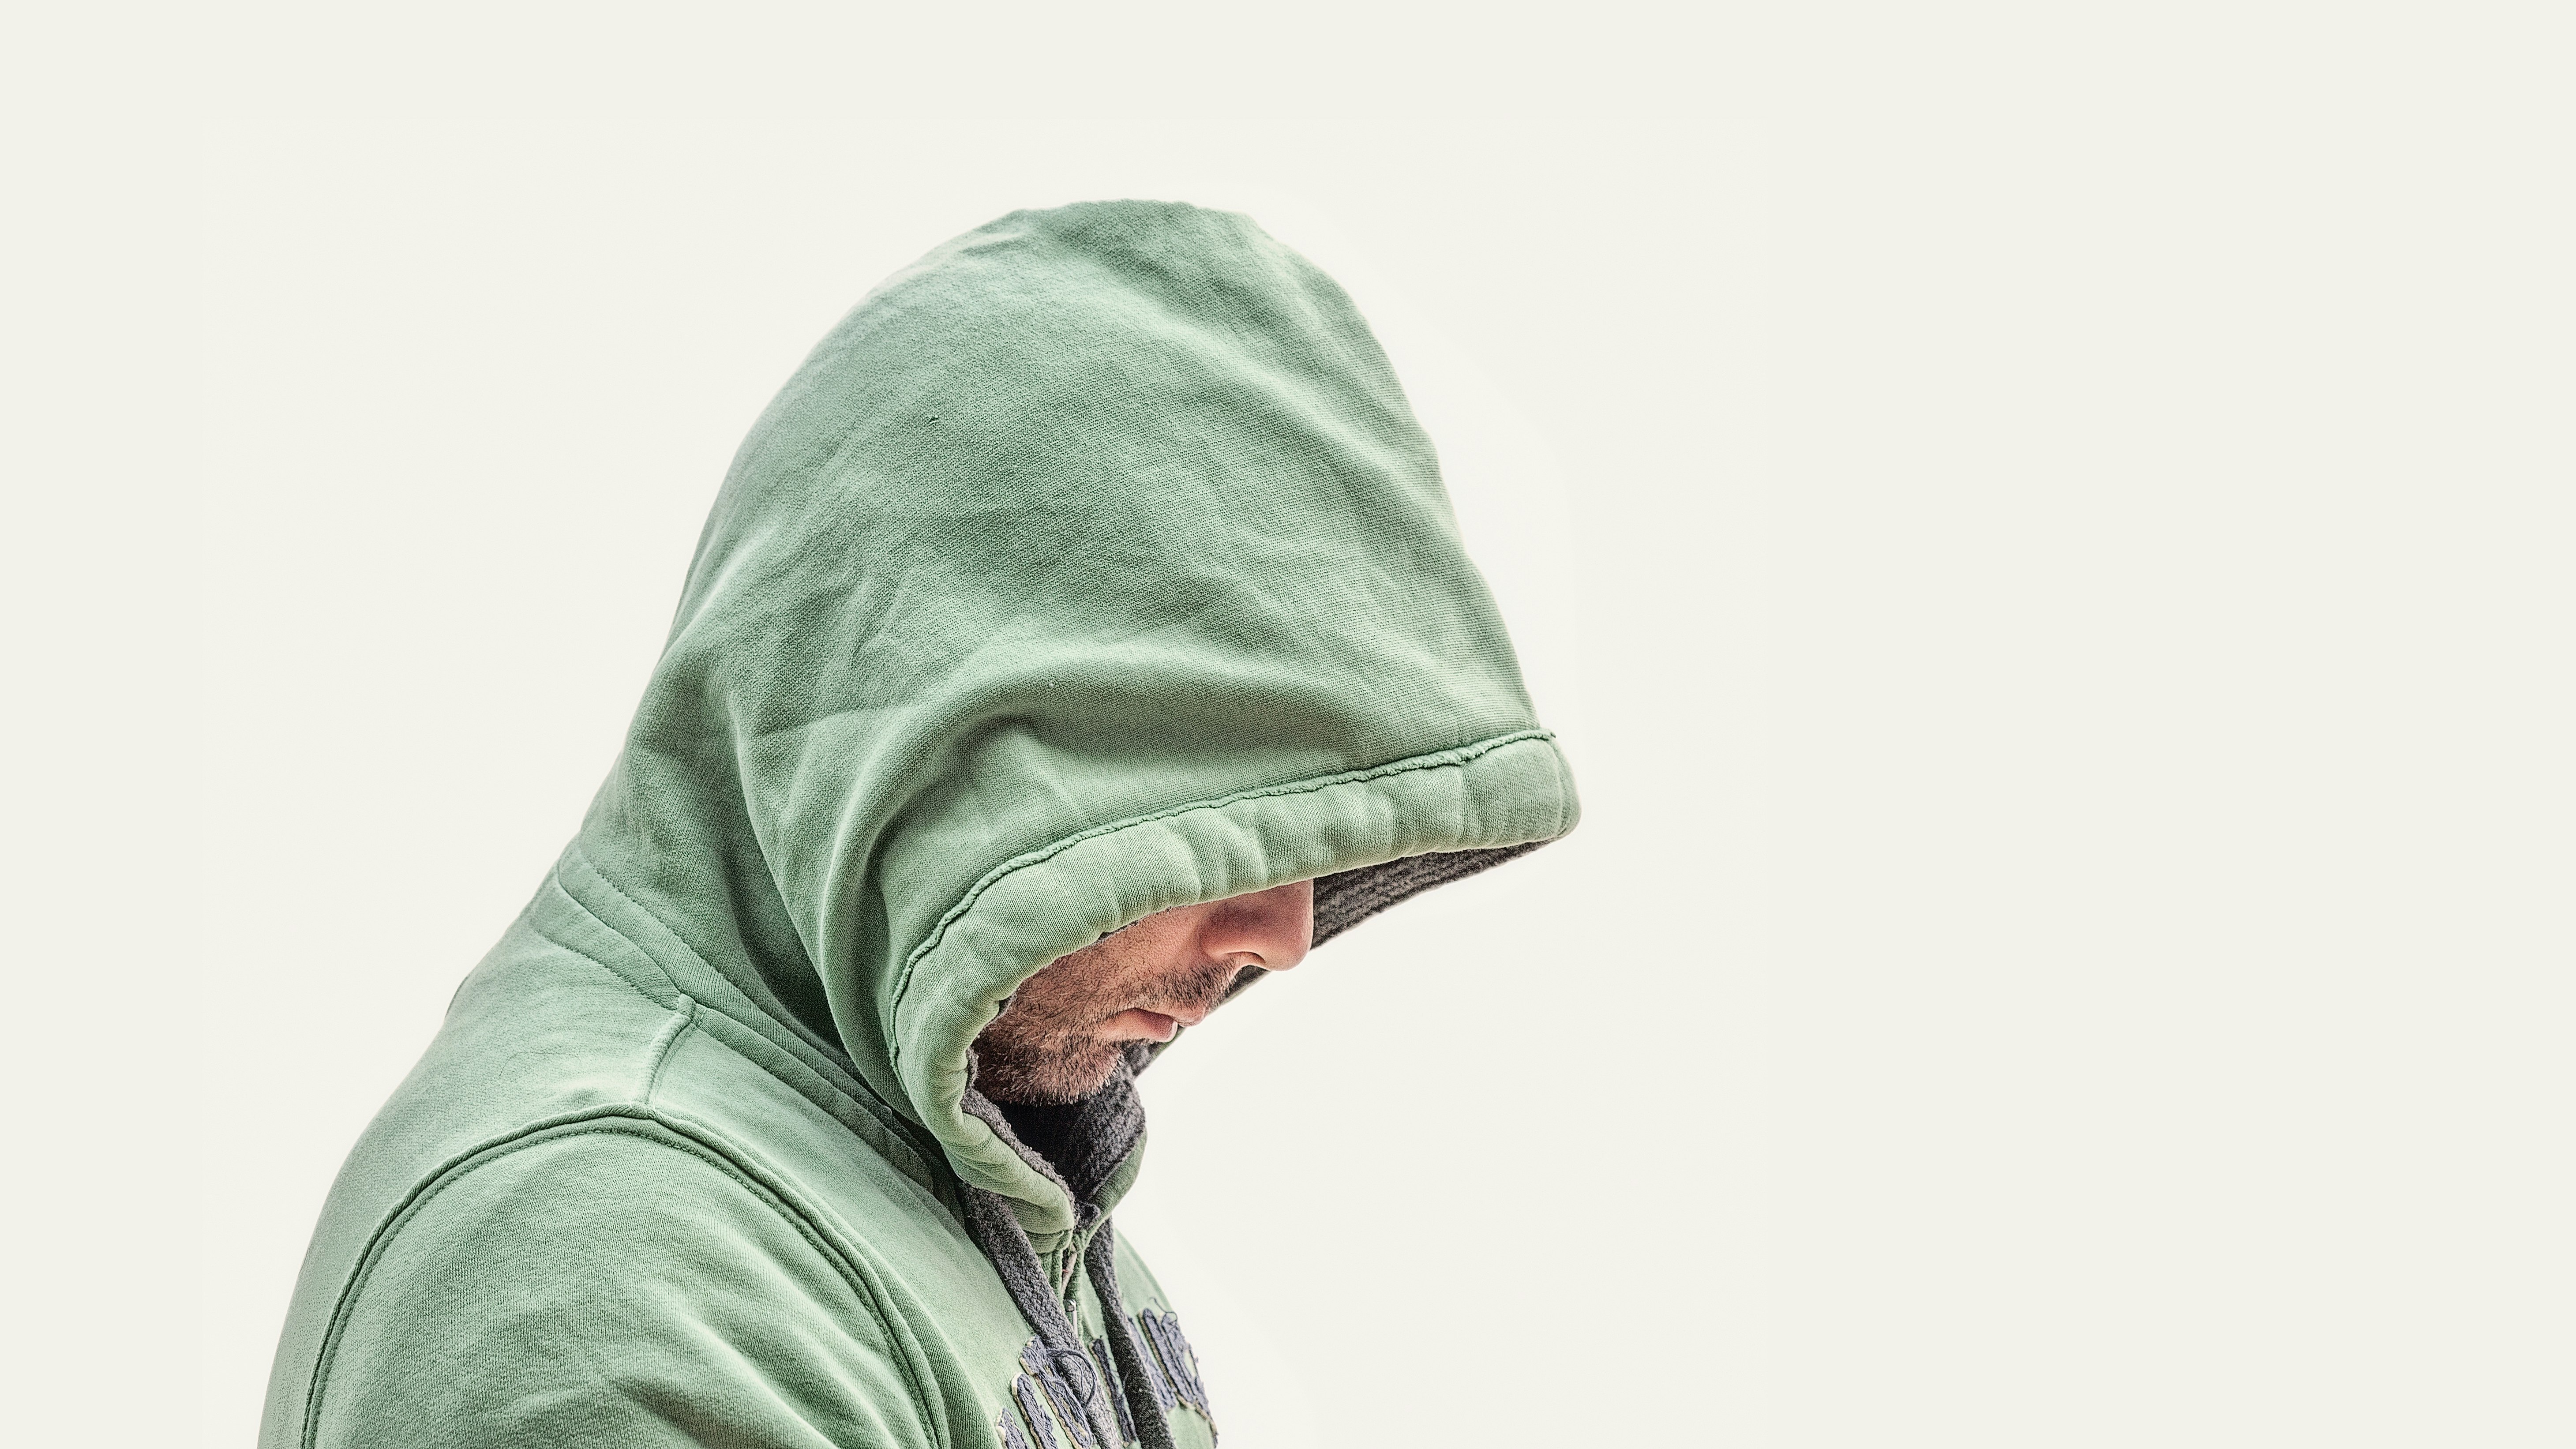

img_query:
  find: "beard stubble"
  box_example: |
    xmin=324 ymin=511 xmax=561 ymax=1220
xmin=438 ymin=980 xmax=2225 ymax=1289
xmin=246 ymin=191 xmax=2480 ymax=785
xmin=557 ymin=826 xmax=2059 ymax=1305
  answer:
xmin=970 ymin=944 xmax=1247 ymax=1105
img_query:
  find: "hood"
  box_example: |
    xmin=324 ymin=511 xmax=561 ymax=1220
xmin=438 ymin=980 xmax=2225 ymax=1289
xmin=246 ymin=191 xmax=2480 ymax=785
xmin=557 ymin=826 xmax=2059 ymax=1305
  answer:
xmin=564 ymin=199 xmax=1578 ymax=1235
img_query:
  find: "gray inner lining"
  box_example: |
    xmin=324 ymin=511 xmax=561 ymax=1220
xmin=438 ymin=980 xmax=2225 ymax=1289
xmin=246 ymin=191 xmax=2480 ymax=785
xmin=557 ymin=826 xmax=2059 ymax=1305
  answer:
xmin=1310 ymin=842 xmax=1542 ymax=948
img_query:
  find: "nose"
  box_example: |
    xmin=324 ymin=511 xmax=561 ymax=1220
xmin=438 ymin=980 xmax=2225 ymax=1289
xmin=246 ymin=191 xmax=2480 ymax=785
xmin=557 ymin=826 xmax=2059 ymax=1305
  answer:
xmin=1198 ymin=878 xmax=1314 ymax=973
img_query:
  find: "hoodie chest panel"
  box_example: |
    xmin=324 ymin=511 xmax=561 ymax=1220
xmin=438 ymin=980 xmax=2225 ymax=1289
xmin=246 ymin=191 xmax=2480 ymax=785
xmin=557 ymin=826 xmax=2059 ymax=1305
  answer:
xmin=652 ymin=1026 xmax=1216 ymax=1446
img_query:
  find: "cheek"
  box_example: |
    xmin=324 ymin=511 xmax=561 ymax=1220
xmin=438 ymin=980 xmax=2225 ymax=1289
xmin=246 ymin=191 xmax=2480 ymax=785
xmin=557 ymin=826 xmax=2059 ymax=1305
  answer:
xmin=1009 ymin=920 xmax=1186 ymax=1027
xmin=1006 ymin=952 xmax=1122 ymax=1030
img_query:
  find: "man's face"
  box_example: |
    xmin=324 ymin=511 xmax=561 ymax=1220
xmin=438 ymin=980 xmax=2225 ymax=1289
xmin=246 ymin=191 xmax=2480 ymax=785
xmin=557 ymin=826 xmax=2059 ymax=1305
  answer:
xmin=971 ymin=879 xmax=1314 ymax=1105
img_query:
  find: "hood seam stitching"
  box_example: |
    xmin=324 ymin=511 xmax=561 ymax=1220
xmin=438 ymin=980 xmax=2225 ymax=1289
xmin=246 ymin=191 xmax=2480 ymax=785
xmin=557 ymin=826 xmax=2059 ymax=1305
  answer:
xmin=542 ymin=853 xmax=947 ymax=1192
xmin=563 ymin=842 xmax=885 ymax=1107
xmin=638 ymin=996 xmax=699 ymax=1104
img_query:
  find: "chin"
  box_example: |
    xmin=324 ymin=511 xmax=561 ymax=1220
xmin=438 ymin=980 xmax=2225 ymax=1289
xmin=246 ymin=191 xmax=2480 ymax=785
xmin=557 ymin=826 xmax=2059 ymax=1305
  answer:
xmin=981 ymin=1043 xmax=1125 ymax=1106
xmin=1050 ymin=1055 xmax=1127 ymax=1103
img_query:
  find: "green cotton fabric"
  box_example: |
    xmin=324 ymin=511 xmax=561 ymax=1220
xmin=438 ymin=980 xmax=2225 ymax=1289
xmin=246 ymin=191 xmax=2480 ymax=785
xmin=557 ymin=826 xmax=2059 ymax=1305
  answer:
xmin=259 ymin=199 xmax=1579 ymax=1449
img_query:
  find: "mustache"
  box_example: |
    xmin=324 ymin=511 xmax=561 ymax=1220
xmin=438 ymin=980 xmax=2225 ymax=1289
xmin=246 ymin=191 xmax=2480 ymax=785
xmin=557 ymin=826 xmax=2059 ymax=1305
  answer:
xmin=1134 ymin=957 xmax=1253 ymax=1020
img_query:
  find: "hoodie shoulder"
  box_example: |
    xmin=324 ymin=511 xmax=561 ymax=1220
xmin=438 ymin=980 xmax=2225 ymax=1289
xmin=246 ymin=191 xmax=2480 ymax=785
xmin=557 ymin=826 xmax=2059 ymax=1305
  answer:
xmin=303 ymin=1121 xmax=941 ymax=1449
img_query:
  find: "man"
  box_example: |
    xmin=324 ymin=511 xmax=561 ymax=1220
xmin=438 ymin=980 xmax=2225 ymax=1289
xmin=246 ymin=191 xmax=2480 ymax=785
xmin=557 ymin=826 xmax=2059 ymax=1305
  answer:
xmin=261 ymin=199 xmax=1579 ymax=1449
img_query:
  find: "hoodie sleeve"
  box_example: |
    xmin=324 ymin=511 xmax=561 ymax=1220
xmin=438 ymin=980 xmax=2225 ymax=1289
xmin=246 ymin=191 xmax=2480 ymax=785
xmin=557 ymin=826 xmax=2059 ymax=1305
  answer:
xmin=304 ymin=1126 xmax=941 ymax=1449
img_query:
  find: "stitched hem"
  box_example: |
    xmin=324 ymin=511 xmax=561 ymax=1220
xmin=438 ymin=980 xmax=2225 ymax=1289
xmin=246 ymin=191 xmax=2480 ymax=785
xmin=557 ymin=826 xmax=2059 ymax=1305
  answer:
xmin=889 ymin=728 xmax=1554 ymax=1012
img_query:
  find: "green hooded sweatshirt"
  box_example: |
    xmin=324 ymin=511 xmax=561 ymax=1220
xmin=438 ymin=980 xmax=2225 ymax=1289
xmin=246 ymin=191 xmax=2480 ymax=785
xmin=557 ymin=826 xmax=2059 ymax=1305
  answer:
xmin=259 ymin=199 xmax=1579 ymax=1449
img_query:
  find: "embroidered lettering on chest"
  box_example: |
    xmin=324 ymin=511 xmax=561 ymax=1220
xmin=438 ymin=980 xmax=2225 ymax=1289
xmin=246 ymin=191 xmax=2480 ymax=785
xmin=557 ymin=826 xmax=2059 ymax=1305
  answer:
xmin=993 ymin=1312 xmax=1216 ymax=1447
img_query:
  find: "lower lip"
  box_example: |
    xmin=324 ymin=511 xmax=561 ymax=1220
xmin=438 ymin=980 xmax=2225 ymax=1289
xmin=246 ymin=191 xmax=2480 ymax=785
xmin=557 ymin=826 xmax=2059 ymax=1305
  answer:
xmin=1117 ymin=1008 xmax=1182 ymax=1042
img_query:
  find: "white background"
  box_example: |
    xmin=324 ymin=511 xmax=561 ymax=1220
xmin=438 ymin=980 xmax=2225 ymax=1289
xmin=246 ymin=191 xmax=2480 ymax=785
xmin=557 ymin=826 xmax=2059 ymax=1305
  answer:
xmin=6 ymin=5 xmax=2570 ymax=1446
